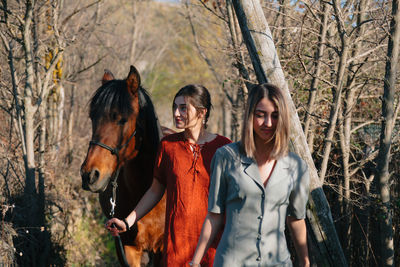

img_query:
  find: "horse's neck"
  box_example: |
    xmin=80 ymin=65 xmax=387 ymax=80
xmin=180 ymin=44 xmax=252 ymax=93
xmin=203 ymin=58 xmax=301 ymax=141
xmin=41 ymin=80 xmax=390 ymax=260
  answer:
xmin=98 ymin=159 xmax=152 ymax=219
xmin=138 ymin=89 xmax=163 ymax=144
xmin=122 ymin=157 xmax=153 ymax=196
xmin=119 ymin=89 xmax=160 ymax=202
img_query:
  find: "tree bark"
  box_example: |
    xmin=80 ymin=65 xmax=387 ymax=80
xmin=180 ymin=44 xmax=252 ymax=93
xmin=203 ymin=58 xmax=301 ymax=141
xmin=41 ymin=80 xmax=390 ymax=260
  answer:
xmin=231 ymin=0 xmax=347 ymax=265
xmin=66 ymin=84 xmax=75 ymax=164
xmin=374 ymin=0 xmax=400 ymax=265
xmin=23 ymin=0 xmax=37 ymax=197
xmin=226 ymin=0 xmax=249 ymax=141
xmin=304 ymin=2 xmax=329 ymax=153
xmin=336 ymin=0 xmax=369 ymax=258
xmin=318 ymin=0 xmax=350 ymax=184
xmin=38 ymin=95 xmax=51 ymax=266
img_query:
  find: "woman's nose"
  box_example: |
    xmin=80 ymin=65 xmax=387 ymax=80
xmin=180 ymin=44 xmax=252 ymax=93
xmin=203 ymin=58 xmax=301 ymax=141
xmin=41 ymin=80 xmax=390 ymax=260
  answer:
xmin=264 ymin=115 xmax=272 ymax=127
xmin=173 ymin=107 xmax=180 ymax=117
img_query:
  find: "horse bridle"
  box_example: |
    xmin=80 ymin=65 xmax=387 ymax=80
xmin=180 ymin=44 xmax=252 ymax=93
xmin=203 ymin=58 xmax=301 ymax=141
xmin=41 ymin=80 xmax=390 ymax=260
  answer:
xmin=89 ymin=129 xmax=137 ymax=164
xmin=89 ymin=128 xmax=137 ymax=217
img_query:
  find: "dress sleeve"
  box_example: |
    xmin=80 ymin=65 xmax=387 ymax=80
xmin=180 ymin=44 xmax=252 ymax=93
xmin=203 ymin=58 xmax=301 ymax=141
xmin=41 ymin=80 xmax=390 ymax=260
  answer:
xmin=153 ymin=141 xmax=166 ymax=187
xmin=287 ymin=160 xmax=310 ymax=219
xmin=208 ymin=148 xmax=227 ymax=214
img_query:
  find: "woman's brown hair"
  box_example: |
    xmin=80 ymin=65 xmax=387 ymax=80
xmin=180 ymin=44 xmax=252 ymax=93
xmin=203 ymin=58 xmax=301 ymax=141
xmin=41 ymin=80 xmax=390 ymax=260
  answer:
xmin=173 ymin=84 xmax=212 ymax=129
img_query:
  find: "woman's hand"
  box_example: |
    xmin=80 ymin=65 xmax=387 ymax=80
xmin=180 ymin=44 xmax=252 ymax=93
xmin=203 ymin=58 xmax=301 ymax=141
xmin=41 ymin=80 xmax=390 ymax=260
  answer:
xmin=104 ymin=179 xmax=164 ymax=237
xmin=105 ymin=218 xmax=129 ymax=236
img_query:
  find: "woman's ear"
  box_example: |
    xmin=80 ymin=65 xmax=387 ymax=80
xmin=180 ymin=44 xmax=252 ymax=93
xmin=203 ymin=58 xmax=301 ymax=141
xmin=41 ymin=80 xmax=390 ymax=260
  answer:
xmin=198 ymin=108 xmax=207 ymax=119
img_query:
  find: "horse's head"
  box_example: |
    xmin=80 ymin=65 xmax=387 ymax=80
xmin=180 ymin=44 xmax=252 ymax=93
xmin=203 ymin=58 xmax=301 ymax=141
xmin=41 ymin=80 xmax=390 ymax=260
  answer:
xmin=80 ymin=66 xmax=142 ymax=193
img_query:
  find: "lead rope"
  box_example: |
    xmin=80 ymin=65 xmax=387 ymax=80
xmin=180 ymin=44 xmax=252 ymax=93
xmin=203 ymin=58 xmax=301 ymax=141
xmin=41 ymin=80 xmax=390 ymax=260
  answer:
xmin=108 ymin=155 xmax=130 ymax=267
xmin=109 ymin=167 xmax=121 ymax=218
xmin=110 ymin=167 xmax=130 ymax=267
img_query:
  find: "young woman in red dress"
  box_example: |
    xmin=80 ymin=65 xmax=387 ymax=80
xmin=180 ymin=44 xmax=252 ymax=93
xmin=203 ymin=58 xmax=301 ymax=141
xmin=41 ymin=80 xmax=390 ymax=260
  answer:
xmin=106 ymin=84 xmax=231 ymax=266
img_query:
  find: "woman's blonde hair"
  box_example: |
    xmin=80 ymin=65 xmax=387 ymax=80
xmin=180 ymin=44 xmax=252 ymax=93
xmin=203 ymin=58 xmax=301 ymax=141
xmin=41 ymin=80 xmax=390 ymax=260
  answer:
xmin=240 ymin=83 xmax=290 ymax=159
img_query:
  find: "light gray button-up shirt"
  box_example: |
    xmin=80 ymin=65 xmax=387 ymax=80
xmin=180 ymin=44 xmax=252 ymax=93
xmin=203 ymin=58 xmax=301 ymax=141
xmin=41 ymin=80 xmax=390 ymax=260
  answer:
xmin=208 ymin=142 xmax=310 ymax=267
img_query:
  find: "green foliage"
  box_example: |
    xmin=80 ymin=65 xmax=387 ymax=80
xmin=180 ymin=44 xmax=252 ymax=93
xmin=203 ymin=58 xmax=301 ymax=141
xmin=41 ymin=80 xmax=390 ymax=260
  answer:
xmin=65 ymin=212 xmax=118 ymax=266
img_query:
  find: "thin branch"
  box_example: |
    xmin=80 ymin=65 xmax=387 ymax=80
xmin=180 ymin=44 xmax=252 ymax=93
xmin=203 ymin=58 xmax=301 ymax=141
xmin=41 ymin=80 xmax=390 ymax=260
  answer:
xmin=347 ymin=44 xmax=386 ymax=65
xmin=185 ymin=0 xmax=233 ymax=103
xmin=195 ymin=0 xmax=227 ymax=22
xmin=62 ymin=0 xmax=102 ymax=26
xmin=351 ymin=120 xmax=376 ymax=134
xmin=38 ymin=48 xmax=64 ymax=107
xmin=76 ymin=55 xmax=105 ymax=75
xmin=348 ymin=19 xmax=376 ymax=36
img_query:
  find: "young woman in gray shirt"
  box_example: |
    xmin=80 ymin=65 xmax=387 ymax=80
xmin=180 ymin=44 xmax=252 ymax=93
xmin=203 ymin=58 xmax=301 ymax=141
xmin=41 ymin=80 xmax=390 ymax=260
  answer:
xmin=191 ymin=83 xmax=310 ymax=267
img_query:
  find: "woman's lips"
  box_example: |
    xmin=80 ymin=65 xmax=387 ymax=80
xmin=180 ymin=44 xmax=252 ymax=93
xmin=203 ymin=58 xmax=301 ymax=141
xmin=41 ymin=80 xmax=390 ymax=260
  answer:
xmin=262 ymin=128 xmax=274 ymax=133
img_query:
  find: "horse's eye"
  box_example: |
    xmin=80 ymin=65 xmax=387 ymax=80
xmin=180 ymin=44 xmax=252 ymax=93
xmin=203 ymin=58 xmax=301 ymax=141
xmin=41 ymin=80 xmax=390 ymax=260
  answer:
xmin=118 ymin=118 xmax=127 ymax=125
xmin=110 ymin=112 xmax=117 ymax=121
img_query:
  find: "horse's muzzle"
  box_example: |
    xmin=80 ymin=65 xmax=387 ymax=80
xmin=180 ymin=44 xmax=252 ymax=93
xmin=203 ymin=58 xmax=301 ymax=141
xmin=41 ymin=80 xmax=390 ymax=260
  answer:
xmin=81 ymin=168 xmax=109 ymax=193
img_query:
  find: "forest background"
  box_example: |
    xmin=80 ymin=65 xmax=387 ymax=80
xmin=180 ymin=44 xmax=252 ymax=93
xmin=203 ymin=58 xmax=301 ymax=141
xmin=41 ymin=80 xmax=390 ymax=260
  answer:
xmin=0 ymin=0 xmax=399 ymax=266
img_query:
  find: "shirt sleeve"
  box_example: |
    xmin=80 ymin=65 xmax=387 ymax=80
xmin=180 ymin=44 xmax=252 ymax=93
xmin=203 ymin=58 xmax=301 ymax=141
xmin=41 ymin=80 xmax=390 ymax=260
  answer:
xmin=287 ymin=160 xmax=310 ymax=219
xmin=208 ymin=148 xmax=227 ymax=214
xmin=153 ymin=141 xmax=166 ymax=187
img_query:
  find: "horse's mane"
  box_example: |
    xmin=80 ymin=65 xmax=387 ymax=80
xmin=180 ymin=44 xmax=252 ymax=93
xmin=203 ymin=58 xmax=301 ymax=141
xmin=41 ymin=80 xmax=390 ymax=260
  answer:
xmin=89 ymin=79 xmax=162 ymax=155
xmin=89 ymin=80 xmax=133 ymax=121
xmin=137 ymin=88 xmax=163 ymax=154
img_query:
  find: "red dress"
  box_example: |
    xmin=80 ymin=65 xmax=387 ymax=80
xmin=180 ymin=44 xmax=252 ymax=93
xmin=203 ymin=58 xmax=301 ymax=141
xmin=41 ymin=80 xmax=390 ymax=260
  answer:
xmin=154 ymin=132 xmax=231 ymax=267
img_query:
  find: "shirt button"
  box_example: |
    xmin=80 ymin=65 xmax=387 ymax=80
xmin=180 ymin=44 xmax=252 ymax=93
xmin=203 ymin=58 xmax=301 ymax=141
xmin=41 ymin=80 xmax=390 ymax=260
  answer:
xmin=262 ymin=194 xmax=265 ymax=198
xmin=256 ymin=256 xmax=261 ymax=261
xmin=258 ymin=215 xmax=263 ymax=219
xmin=257 ymin=234 xmax=261 ymax=240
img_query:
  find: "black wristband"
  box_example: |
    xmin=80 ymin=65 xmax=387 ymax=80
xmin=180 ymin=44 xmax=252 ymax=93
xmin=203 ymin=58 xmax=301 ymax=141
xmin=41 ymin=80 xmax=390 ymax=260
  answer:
xmin=122 ymin=218 xmax=130 ymax=231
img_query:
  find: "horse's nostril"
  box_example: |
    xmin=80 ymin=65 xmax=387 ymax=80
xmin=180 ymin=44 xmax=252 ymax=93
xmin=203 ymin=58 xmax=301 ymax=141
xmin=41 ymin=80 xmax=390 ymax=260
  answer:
xmin=90 ymin=169 xmax=100 ymax=184
xmin=94 ymin=169 xmax=100 ymax=180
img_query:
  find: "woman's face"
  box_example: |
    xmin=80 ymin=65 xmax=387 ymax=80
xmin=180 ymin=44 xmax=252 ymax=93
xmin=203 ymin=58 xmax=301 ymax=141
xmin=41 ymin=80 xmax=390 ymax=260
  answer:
xmin=173 ymin=96 xmax=202 ymax=129
xmin=253 ymin=97 xmax=278 ymax=142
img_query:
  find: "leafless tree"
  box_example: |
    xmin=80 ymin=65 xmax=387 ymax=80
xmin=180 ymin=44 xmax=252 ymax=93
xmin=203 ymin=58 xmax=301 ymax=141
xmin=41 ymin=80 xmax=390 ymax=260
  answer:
xmin=372 ymin=0 xmax=400 ymax=265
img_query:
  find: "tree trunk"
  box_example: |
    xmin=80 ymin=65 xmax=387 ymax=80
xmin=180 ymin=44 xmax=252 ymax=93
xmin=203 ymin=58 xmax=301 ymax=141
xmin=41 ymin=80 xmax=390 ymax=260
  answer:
xmin=66 ymin=84 xmax=75 ymax=164
xmin=22 ymin=3 xmax=40 ymax=265
xmin=374 ymin=0 xmax=400 ymax=265
xmin=304 ymin=2 xmax=329 ymax=153
xmin=56 ymin=83 xmax=65 ymax=153
xmin=226 ymin=0 xmax=250 ymax=141
xmin=275 ymin=0 xmax=288 ymax=51
xmin=318 ymin=0 xmax=350 ymax=184
xmin=38 ymin=99 xmax=51 ymax=266
xmin=23 ymin=0 xmax=37 ymax=197
xmin=231 ymin=0 xmax=347 ymax=265
xmin=339 ymin=0 xmax=369 ymax=258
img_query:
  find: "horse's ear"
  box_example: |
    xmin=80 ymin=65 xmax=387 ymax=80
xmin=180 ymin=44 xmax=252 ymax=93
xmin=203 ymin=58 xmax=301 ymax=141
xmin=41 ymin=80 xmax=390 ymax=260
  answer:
xmin=102 ymin=69 xmax=115 ymax=84
xmin=126 ymin=65 xmax=141 ymax=94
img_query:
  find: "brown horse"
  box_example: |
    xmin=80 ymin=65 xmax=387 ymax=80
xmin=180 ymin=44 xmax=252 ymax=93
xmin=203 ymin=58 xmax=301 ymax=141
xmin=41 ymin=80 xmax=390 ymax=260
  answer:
xmin=80 ymin=66 xmax=166 ymax=266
